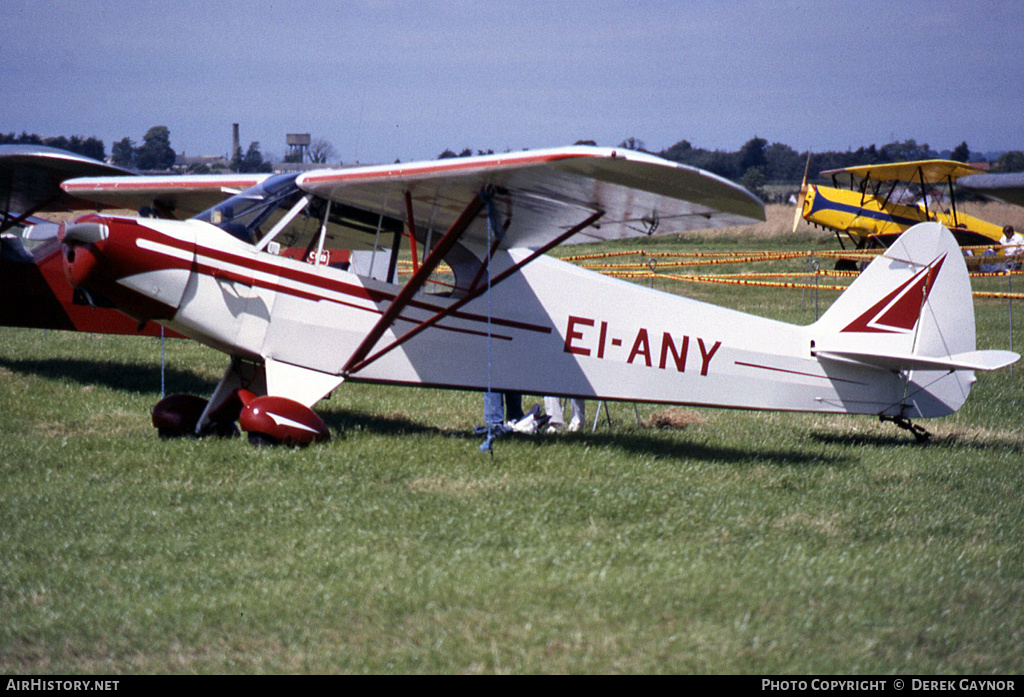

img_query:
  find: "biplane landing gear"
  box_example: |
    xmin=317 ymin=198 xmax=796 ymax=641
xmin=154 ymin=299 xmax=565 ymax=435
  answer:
xmin=880 ymin=414 xmax=931 ymax=443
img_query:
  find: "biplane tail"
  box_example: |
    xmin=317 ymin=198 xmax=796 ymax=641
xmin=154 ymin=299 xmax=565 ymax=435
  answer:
xmin=810 ymin=222 xmax=1017 ymax=418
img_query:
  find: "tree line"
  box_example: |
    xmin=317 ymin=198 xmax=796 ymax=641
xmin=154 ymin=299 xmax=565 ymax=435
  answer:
xmin=5 ymin=129 xmax=1022 ymax=188
xmin=0 ymin=132 xmax=105 ymax=161
xmin=1 ymin=127 xmax=272 ymax=174
xmin=437 ymin=137 xmax=1024 ymax=202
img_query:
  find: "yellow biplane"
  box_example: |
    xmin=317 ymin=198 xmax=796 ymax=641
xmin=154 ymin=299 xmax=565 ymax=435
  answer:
xmin=793 ymin=159 xmax=1004 ymax=253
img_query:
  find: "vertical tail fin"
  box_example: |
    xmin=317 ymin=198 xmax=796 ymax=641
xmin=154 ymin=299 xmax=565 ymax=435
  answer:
xmin=811 ymin=222 xmax=1017 ymax=417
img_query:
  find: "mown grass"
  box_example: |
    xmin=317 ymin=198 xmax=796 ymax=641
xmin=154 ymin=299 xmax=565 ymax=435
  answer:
xmin=1 ymin=222 xmax=1023 ymax=674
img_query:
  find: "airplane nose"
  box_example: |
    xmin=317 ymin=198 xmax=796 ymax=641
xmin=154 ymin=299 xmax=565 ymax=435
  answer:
xmin=57 ymin=215 xmax=196 ymax=323
xmin=61 ymin=220 xmax=109 ymax=246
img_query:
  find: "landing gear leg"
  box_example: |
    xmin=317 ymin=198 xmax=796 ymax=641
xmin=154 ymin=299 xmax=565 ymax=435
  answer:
xmin=880 ymin=415 xmax=931 ymax=443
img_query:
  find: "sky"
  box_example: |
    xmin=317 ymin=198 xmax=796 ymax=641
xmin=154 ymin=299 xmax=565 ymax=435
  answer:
xmin=2 ymin=0 xmax=1022 ymax=164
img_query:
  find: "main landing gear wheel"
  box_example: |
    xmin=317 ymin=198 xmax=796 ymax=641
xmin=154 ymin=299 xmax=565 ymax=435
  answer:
xmin=151 ymin=394 xmax=239 ymax=439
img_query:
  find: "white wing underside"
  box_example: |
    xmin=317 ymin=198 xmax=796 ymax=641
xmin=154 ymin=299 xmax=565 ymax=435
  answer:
xmin=296 ymin=146 xmax=765 ymax=250
xmin=56 ymin=147 xmax=764 ymax=252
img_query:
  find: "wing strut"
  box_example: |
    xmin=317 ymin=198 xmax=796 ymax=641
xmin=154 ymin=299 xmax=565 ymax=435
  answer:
xmin=947 ymin=174 xmax=960 ymax=229
xmin=404 ymin=190 xmax=420 ymax=273
xmin=1 ymin=196 xmax=58 ymax=234
xmin=342 ymin=192 xmax=487 ymax=375
xmin=345 ymin=208 xmax=605 ymax=376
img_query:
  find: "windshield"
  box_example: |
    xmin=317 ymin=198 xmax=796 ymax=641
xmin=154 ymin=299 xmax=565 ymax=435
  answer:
xmin=195 ymin=173 xmax=304 ymax=243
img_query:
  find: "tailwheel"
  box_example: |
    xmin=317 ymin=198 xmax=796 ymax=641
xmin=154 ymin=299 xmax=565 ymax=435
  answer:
xmin=880 ymin=415 xmax=931 ymax=443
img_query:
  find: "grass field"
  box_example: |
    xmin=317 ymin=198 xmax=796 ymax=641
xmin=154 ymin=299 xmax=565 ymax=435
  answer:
xmin=2 ymin=209 xmax=1023 ymax=674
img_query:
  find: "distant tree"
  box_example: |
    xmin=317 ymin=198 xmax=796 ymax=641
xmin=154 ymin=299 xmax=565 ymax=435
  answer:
xmin=308 ymin=138 xmax=337 ymax=164
xmin=848 ymin=144 xmax=881 ymax=167
xmin=231 ymin=141 xmax=271 ymax=173
xmin=573 ymin=140 xmax=597 ymax=146
xmin=994 ymin=151 xmax=1024 ymax=172
xmin=111 ymin=137 xmax=136 ymax=168
xmin=763 ymin=142 xmax=805 ymax=182
xmin=437 ymin=148 xmax=477 ymax=158
xmin=879 ymin=138 xmax=936 ymax=163
xmin=618 ymin=137 xmax=646 ymax=152
xmin=695 ymin=149 xmax=741 ymax=181
xmin=82 ymin=137 xmax=105 ymax=161
xmin=135 ymin=126 xmax=176 ymax=170
xmin=739 ymin=166 xmax=767 ymax=201
xmin=2 ymin=131 xmax=43 ymax=145
xmin=45 ymin=135 xmax=70 ymax=152
xmin=950 ymin=141 xmax=971 ymax=162
xmin=236 ymin=141 xmax=271 ymax=173
xmin=1 ymin=131 xmax=105 ymax=160
xmin=738 ymin=136 xmax=768 ymax=173
xmin=659 ymin=139 xmax=693 ymax=162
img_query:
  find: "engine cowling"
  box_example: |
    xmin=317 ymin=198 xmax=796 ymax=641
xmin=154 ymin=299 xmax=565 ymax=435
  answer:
xmin=237 ymin=390 xmax=330 ymax=446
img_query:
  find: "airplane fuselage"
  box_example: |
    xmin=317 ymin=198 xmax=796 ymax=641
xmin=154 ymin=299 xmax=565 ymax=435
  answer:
xmin=802 ymin=184 xmax=1003 ymax=248
xmin=63 ymin=213 xmax=969 ymax=420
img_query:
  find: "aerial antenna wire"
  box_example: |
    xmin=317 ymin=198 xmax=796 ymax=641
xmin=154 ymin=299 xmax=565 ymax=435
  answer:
xmin=480 ymin=190 xmax=497 ymax=453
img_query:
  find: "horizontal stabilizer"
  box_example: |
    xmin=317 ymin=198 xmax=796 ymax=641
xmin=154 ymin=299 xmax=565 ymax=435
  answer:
xmin=815 ymin=348 xmax=1020 ymax=372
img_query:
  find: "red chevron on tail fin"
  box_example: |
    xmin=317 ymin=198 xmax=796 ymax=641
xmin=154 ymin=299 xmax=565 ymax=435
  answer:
xmin=841 ymin=254 xmax=946 ymax=334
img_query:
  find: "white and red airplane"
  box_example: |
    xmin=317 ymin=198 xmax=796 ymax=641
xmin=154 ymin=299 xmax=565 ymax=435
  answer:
xmin=3 ymin=145 xmax=1017 ymax=444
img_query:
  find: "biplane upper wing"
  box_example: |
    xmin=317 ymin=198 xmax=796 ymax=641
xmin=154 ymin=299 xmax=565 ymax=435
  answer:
xmin=821 ymin=159 xmax=985 ymax=184
xmin=960 ymin=172 xmax=1024 ymax=207
xmin=61 ymin=172 xmax=271 ymax=219
xmin=295 ymin=146 xmax=765 ymax=250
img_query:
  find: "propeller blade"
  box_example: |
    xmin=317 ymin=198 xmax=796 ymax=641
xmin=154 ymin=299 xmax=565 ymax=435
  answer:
xmin=21 ymin=221 xmax=60 ymax=241
xmin=792 ymin=151 xmax=811 ymax=234
xmin=61 ymin=221 xmax=108 ymax=245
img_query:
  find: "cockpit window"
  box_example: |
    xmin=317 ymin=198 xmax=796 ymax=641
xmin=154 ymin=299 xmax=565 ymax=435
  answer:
xmin=195 ymin=173 xmax=305 ymax=244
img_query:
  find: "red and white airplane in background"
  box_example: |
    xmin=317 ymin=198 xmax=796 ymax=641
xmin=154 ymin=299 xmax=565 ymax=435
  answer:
xmin=1 ymin=144 xmax=1017 ymax=444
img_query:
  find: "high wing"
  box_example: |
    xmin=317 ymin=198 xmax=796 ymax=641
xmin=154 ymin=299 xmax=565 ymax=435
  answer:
xmin=0 ymin=144 xmax=136 ymax=231
xmin=295 ymin=146 xmax=765 ymax=250
xmin=960 ymin=172 xmax=1024 ymax=207
xmin=62 ymin=172 xmax=272 ymax=219
xmin=821 ymin=159 xmax=985 ymax=184
xmin=0 ymin=144 xmax=271 ymax=229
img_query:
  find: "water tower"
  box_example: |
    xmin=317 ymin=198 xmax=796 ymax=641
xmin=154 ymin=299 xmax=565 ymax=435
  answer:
xmin=287 ymin=133 xmax=311 ymax=163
